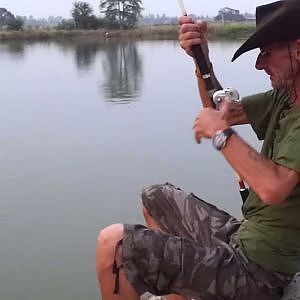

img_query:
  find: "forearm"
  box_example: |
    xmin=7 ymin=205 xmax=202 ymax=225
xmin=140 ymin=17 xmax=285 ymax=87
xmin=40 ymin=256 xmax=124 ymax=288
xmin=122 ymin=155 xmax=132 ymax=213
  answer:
xmin=222 ymin=134 xmax=294 ymax=204
xmin=195 ymin=64 xmax=221 ymax=108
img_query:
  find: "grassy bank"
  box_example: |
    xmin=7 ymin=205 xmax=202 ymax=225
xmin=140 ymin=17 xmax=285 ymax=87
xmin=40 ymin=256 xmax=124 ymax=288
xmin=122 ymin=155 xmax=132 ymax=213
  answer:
xmin=0 ymin=22 xmax=255 ymax=42
xmin=209 ymin=22 xmax=255 ymax=39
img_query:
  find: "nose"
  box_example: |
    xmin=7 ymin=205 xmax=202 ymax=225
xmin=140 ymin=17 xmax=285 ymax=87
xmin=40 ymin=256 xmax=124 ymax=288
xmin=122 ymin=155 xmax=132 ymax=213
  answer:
xmin=255 ymin=52 xmax=266 ymax=70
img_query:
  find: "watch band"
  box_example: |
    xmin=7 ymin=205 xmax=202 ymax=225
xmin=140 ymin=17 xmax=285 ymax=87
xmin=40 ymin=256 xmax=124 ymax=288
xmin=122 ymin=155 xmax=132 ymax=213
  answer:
xmin=212 ymin=127 xmax=236 ymax=151
xmin=223 ymin=127 xmax=235 ymax=139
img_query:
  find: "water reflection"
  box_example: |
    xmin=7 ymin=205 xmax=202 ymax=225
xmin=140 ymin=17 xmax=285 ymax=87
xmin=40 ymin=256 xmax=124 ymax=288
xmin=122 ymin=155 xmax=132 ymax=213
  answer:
xmin=74 ymin=42 xmax=100 ymax=70
xmin=53 ymin=39 xmax=143 ymax=102
xmin=102 ymin=42 xmax=143 ymax=103
xmin=53 ymin=40 xmax=105 ymax=70
xmin=0 ymin=41 xmax=25 ymax=58
xmin=7 ymin=41 xmax=25 ymax=56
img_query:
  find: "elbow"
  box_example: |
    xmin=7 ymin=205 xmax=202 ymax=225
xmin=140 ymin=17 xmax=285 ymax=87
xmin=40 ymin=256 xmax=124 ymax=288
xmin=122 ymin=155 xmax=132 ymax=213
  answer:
xmin=250 ymin=165 xmax=297 ymax=205
xmin=259 ymin=186 xmax=285 ymax=205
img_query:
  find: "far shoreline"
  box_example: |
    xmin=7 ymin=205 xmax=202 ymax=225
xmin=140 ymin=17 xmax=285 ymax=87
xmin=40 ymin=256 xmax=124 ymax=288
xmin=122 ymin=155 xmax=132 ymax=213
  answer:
xmin=0 ymin=23 xmax=255 ymax=42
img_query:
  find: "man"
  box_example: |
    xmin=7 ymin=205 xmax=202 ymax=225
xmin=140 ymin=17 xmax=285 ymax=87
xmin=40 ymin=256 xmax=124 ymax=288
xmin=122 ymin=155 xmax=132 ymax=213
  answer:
xmin=96 ymin=0 xmax=300 ymax=299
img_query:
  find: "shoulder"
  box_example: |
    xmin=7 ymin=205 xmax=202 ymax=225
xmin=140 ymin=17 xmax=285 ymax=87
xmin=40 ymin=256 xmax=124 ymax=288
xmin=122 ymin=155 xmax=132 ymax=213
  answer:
xmin=272 ymin=89 xmax=289 ymax=106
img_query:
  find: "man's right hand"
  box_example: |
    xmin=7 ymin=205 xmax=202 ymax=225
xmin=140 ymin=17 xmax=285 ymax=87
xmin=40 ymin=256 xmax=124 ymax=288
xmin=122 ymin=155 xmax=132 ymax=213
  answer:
xmin=178 ymin=16 xmax=210 ymax=61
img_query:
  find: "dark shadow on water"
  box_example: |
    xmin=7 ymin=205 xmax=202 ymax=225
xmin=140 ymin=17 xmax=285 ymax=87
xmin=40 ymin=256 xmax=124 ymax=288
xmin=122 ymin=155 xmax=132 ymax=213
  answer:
xmin=74 ymin=42 xmax=100 ymax=70
xmin=7 ymin=41 xmax=25 ymax=56
xmin=0 ymin=41 xmax=26 ymax=58
xmin=52 ymin=39 xmax=106 ymax=70
xmin=101 ymin=41 xmax=143 ymax=103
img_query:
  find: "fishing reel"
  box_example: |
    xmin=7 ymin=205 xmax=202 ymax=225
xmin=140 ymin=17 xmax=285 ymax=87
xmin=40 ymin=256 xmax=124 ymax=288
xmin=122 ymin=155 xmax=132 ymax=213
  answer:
xmin=213 ymin=88 xmax=240 ymax=109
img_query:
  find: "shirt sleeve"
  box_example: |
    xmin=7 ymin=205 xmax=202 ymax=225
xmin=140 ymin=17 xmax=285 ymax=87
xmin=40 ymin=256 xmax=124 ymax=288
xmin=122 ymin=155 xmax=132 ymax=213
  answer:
xmin=274 ymin=113 xmax=300 ymax=174
xmin=242 ymin=90 xmax=276 ymax=140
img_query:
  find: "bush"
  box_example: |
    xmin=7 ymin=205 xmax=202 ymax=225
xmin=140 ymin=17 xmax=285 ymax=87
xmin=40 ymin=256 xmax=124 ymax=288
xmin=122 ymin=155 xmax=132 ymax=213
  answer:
xmin=56 ymin=19 xmax=76 ymax=30
xmin=6 ymin=17 xmax=24 ymax=31
xmin=209 ymin=22 xmax=255 ymax=39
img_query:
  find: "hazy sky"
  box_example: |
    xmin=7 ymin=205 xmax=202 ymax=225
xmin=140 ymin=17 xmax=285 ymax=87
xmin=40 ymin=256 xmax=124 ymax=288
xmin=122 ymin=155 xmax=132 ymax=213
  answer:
xmin=0 ymin=0 xmax=272 ymax=18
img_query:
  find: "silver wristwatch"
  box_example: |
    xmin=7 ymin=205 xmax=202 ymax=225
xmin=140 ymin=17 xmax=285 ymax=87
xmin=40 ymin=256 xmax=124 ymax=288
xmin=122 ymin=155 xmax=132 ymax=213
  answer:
xmin=212 ymin=128 xmax=235 ymax=151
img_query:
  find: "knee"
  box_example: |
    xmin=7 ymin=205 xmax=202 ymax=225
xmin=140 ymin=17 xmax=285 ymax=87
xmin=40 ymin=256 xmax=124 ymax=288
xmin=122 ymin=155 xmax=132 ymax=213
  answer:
xmin=97 ymin=224 xmax=124 ymax=252
xmin=141 ymin=183 xmax=166 ymax=210
xmin=142 ymin=183 xmax=177 ymax=212
xmin=96 ymin=224 xmax=124 ymax=271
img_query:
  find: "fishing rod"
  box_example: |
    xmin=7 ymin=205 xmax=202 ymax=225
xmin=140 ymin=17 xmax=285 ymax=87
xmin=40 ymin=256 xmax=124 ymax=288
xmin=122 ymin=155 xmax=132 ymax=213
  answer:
xmin=177 ymin=0 xmax=249 ymax=203
xmin=177 ymin=0 xmax=217 ymax=108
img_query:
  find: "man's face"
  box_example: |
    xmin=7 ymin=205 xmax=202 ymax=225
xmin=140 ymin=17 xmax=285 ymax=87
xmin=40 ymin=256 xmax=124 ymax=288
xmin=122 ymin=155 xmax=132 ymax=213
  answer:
xmin=255 ymin=41 xmax=298 ymax=89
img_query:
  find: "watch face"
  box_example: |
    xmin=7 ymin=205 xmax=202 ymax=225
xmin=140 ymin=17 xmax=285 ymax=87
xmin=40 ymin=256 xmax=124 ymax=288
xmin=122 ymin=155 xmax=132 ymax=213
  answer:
xmin=212 ymin=131 xmax=226 ymax=150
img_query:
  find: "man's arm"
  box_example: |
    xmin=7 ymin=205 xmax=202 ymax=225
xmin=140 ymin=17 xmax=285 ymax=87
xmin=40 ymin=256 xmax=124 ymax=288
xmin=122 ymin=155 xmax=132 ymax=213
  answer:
xmin=222 ymin=101 xmax=249 ymax=126
xmin=179 ymin=17 xmax=249 ymax=125
xmin=194 ymin=105 xmax=300 ymax=204
xmin=223 ymin=134 xmax=300 ymax=204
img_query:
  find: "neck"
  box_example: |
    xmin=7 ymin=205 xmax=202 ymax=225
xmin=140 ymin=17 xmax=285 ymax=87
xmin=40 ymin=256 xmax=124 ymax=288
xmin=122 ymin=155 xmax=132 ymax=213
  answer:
xmin=287 ymin=76 xmax=300 ymax=107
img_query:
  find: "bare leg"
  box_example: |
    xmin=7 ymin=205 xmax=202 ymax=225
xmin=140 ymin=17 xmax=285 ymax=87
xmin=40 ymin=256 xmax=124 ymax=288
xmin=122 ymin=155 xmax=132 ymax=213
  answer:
xmin=96 ymin=224 xmax=139 ymax=300
xmin=142 ymin=206 xmax=187 ymax=300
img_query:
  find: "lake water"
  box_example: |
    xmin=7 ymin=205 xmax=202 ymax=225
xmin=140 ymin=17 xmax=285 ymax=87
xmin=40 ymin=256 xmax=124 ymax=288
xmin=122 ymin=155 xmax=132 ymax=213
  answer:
xmin=0 ymin=39 xmax=271 ymax=300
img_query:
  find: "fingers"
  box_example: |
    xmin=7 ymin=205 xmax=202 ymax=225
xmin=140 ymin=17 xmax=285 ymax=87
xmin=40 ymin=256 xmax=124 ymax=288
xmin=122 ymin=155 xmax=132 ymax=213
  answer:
xmin=179 ymin=22 xmax=207 ymax=36
xmin=178 ymin=19 xmax=208 ymax=56
xmin=179 ymin=32 xmax=206 ymax=56
xmin=219 ymin=98 xmax=232 ymax=114
xmin=195 ymin=134 xmax=202 ymax=144
xmin=193 ymin=114 xmax=204 ymax=143
xmin=195 ymin=20 xmax=208 ymax=32
xmin=178 ymin=17 xmax=207 ymax=32
xmin=219 ymin=99 xmax=236 ymax=123
xmin=178 ymin=16 xmax=194 ymax=25
xmin=193 ymin=108 xmax=227 ymax=141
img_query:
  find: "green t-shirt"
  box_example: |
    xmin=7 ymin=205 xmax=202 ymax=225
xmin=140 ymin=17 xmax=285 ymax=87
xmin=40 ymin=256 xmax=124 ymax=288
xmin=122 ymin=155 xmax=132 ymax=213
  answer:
xmin=232 ymin=89 xmax=300 ymax=275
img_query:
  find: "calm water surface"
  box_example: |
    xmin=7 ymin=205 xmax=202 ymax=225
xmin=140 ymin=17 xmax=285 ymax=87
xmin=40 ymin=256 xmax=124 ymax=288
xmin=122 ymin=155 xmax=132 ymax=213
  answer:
xmin=0 ymin=39 xmax=270 ymax=300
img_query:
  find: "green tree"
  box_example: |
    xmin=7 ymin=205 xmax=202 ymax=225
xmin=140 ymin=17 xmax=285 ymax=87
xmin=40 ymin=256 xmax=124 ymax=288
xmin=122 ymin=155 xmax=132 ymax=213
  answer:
xmin=6 ymin=17 xmax=24 ymax=31
xmin=72 ymin=1 xmax=97 ymax=29
xmin=0 ymin=8 xmax=14 ymax=27
xmin=0 ymin=8 xmax=24 ymax=30
xmin=100 ymin=0 xmax=143 ymax=29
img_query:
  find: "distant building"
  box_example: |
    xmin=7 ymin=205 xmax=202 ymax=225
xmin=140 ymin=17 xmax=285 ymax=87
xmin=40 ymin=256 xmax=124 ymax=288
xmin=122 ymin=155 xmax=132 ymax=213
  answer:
xmin=215 ymin=7 xmax=246 ymax=22
xmin=244 ymin=12 xmax=256 ymax=22
xmin=220 ymin=7 xmax=240 ymax=15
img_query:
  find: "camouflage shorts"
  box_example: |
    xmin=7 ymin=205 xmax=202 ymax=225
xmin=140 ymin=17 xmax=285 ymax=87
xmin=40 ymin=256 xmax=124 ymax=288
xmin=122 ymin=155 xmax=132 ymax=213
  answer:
xmin=122 ymin=183 xmax=290 ymax=300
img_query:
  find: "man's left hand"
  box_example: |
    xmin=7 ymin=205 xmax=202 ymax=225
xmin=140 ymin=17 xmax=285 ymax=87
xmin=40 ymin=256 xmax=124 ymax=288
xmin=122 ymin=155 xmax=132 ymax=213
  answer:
xmin=193 ymin=101 xmax=230 ymax=143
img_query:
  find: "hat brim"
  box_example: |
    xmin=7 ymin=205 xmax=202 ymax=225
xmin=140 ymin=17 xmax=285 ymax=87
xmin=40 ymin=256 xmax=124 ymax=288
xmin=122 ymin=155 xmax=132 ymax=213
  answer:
xmin=231 ymin=32 xmax=262 ymax=62
xmin=231 ymin=18 xmax=283 ymax=62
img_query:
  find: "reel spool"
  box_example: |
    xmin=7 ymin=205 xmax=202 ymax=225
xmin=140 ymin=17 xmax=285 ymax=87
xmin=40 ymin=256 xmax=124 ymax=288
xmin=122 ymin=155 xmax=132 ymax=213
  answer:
xmin=213 ymin=88 xmax=240 ymax=109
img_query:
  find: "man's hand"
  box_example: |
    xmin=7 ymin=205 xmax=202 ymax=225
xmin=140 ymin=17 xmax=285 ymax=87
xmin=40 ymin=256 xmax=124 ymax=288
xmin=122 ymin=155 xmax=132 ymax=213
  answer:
xmin=178 ymin=16 xmax=209 ymax=60
xmin=193 ymin=100 xmax=230 ymax=142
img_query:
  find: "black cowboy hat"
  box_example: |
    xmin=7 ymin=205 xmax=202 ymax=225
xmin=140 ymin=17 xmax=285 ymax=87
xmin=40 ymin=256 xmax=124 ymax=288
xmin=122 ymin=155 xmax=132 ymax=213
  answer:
xmin=232 ymin=0 xmax=300 ymax=61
